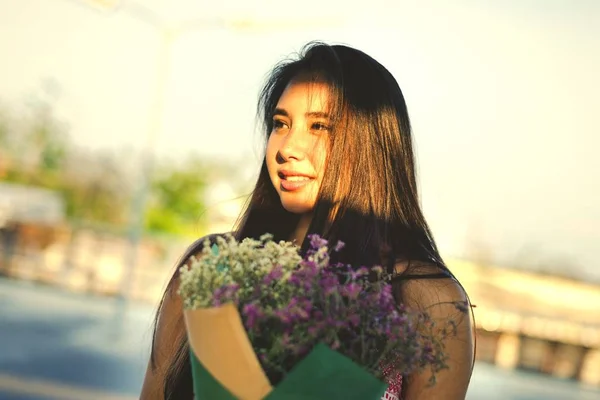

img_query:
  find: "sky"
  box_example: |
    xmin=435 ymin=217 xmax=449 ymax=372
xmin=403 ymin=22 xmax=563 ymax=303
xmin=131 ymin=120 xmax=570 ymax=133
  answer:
xmin=1 ymin=0 xmax=599 ymax=280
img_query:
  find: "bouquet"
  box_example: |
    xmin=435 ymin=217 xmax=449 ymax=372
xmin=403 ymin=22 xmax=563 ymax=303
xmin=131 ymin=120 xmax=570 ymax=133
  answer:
xmin=178 ymin=233 xmax=459 ymax=399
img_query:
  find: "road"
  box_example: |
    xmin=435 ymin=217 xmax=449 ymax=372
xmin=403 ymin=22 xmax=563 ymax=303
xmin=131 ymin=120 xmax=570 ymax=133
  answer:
xmin=1 ymin=278 xmax=599 ymax=400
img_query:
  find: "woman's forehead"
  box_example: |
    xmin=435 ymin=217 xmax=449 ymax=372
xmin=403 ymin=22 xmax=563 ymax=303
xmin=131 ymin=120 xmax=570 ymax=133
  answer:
xmin=276 ymin=81 xmax=332 ymax=113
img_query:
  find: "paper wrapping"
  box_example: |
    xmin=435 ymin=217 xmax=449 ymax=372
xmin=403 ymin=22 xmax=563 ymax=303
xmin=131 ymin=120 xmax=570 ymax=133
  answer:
xmin=184 ymin=303 xmax=388 ymax=400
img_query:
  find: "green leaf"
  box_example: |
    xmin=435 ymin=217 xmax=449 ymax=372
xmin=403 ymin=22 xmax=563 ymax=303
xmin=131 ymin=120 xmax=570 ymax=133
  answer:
xmin=211 ymin=243 xmax=228 ymax=273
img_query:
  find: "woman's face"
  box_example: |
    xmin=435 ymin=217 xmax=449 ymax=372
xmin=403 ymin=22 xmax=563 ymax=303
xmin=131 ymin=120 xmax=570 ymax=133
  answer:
xmin=266 ymin=81 xmax=331 ymax=215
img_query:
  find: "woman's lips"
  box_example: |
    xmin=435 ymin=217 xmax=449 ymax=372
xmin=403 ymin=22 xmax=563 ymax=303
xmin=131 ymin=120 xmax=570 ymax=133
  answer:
xmin=279 ymin=175 xmax=314 ymax=191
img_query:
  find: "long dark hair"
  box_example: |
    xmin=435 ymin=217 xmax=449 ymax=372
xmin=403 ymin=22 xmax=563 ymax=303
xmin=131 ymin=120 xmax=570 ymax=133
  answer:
xmin=150 ymin=41 xmax=470 ymax=400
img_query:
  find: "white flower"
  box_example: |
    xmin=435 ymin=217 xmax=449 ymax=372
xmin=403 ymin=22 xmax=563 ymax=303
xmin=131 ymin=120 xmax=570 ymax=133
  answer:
xmin=178 ymin=233 xmax=302 ymax=310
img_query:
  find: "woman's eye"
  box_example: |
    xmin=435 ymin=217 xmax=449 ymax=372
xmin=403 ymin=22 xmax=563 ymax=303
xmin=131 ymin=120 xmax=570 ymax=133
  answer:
xmin=272 ymin=119 xmax=288 ymax=130
xmin=311 ymin=122 xmax=330 ymax=132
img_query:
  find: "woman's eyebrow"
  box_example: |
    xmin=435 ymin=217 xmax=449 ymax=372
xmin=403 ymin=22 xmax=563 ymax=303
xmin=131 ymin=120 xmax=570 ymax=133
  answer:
xmin=273 ymin=108 xmax=289 ymax=117
xmin=273 ymin=108 xmax=329 ymax=119
xmin=306 ymin=111 xmax=329 ymax=119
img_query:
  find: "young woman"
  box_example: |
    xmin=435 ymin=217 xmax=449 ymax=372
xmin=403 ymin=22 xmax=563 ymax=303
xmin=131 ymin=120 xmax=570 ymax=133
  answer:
xmin=141 ymin=41 xmax=475 ymax=400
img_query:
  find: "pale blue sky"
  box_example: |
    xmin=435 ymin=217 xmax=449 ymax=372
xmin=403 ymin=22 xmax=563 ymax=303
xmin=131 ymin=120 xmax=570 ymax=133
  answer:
xmin=1 ymin=0 xmax=599 ymax=280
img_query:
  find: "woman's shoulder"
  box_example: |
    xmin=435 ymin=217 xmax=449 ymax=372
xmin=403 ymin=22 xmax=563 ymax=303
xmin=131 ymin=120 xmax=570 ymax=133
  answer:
xmin=178 ymin=232 xmax=233 ymax=265
xmin=154 ymin=232 xmax=234 ymax=339
xmin=391 ymin=260 xmax=470 ymax=312
xmin=390 ymin=262 xmax=474 ymax=399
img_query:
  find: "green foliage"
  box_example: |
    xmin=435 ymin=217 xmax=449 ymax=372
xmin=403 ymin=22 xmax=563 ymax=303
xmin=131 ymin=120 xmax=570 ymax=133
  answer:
xmin=60 ymin=167 xmax=130 ymax=226
xmin=145 ymin=157 xmax=209 ymax=236
xmin=0 ymin=86 xmax=235 ymax=238
xmin=0 ymin=93 xmax=131 ymax=228
xmin=0 ymin=102 xmax=68 ymax=188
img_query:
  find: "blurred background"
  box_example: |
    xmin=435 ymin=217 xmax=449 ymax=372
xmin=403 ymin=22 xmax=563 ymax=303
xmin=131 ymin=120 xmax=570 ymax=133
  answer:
xmin=0 ymin=0 xmax=599 ymax=399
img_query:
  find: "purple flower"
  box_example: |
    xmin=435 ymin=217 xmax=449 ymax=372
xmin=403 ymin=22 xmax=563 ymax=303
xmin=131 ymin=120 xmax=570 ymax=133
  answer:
xmin=319 ymin=273 xmax=339 ymax=295
xmin=342 ymin=282 xmax=361 ymax=300
xmin=275 ymin=310 xmax=292 ymax=324
xmin=308 ymin=234 xmax=328 ymax=250
xmin=378 ymin=284 xmax=396 ymax=311
xmin=325 ymin=316 xmax=342 ymax=328
xmin=348 ymin=313 xmax=360 ymax=327
xmin=289 ymin=274 xmax=302 ymax=287
xmin=334 ymin=241 xmax=345 ymax=252
xmin=274 ymin=297 xmax=314 ymax=326
xmin=307 ymin=325 xmax=321 ymax=337
xmin=300 ymin=298 xmax=313 ymax=314
xmin=280 ymin=333 xmax=291 ymax=347
xmin=263 ymin=265 xmax=284 ymax=286
xmin=351 ymin=267 xmax=369 ymax=280
xmin=302 ymin=260 xmax=318 ymax=270
xmin=242 ymin=303 xmax=263 ymax=330
xmin=212 ymin=283 xmax=240 ymax=306
xmin=291 ymin=260 xmax=320 ymax=289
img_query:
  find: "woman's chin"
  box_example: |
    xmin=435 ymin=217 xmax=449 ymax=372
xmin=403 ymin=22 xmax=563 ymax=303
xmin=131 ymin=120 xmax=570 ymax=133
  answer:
xmin=280 ymin=201 xmax=314 ymax=215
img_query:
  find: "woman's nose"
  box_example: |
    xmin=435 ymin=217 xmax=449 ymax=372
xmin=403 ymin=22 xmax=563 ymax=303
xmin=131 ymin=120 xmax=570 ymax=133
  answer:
xmin=278 ymin=127 xmax=307 ymax=162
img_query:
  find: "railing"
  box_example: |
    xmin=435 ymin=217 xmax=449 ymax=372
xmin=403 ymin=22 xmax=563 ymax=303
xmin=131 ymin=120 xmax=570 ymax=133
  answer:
xmin=2 ymin=229 xmax=599 ymax=388
xmin=0 ymin=224 xmax=192 ymax=304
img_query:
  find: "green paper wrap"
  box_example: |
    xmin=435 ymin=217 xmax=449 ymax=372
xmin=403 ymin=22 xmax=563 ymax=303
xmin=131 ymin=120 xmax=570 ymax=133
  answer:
xmin=184 ymin=303 xmax=387 ymax=400
xmin=189 ymin=343 xmax=387 ymax=399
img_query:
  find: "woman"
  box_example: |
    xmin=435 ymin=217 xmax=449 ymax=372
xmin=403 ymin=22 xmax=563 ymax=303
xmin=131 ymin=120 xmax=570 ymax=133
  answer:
xmin=141 ymin=41 xmax=475 ymax=400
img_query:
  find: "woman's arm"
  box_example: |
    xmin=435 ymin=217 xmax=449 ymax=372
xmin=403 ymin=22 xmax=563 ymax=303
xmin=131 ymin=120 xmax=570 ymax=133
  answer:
xmin=140 ymin=235 xmax=219 ymax=399
xmin=398 ymin=274 xmax=475 ymax=400
xmin=140 ymin=280 xmax=185 ymax=400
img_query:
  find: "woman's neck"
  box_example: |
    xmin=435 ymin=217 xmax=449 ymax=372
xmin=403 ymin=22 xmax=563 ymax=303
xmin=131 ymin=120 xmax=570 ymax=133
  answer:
xmin=290 ymin=213 xmax=313 ymax=246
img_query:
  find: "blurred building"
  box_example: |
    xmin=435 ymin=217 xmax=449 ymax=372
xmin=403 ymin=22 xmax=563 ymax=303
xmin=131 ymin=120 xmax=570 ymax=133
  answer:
xmin=450 ymin=258 xmax=600 ymax=387
xmin=0 ymin=182 xmax=65 ymax=227
xmin=0 ymin=182 xmax=66 ymax=274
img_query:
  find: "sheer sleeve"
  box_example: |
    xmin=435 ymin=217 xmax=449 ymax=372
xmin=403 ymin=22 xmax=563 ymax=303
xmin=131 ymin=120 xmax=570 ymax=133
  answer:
xmin=140 ymin=234 xmax=224 ymax=399
xmin=392 ymin=265 xmax=475 ymax=400
xmin=140 ymin=273 xmax=186 ymax=399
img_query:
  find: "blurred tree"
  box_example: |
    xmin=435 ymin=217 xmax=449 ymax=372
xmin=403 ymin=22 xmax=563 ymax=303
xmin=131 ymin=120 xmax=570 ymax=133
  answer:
xmin=0 ymin=83 xmax=133 ymax=228
xmin=0 ymin=107 xmax=11 ymax=179
xmin=1 ymin=81 xmax=68 ymax=188
xmin=60 ymin=150 xmax=133 ymax=226
xmin=24 ymin=102 xmax=69 ymax=188
xmin=1 ymin=82 xmax=244 ymax=237
xmin=144 ymin=156 xmax=209 ymax=236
